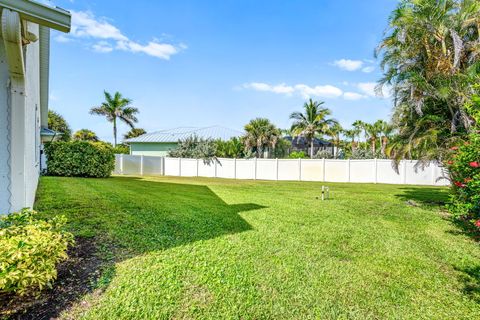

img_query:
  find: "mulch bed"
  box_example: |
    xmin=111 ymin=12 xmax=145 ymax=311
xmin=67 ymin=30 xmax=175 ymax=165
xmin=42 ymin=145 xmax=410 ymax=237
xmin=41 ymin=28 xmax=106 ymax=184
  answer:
xmin=1 ymin=237 xmax=104 ymax=320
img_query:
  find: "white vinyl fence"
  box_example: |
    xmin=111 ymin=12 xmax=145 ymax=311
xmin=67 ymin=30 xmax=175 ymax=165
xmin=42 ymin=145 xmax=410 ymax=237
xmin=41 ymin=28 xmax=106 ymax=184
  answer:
xmin=114 ymin=155 xmax=449 ymax=186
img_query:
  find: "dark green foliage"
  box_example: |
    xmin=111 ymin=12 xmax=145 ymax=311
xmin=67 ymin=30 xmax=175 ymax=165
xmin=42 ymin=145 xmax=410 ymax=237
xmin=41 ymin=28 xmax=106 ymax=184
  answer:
xmin=48 ymin=110 xmax=71 ymax=142
xmin=215 ymin=137 xmax=246 ymax=158
xmin=44 ymin=141 xmax=115 ymax=178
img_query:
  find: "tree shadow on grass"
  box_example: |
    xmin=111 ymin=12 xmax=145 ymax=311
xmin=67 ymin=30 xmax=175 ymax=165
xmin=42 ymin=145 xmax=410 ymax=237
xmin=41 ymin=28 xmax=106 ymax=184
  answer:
xmin=5 ymin=176 xmax=266 ymax=319
xmin=394 ymin=186 xmax=450 ymax=207
xmin=455 ymin=265 xmax=480 ymax=303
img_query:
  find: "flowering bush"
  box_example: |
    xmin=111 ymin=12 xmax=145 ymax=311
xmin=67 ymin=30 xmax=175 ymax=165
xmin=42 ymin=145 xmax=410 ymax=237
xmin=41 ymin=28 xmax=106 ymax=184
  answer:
xmin=444 ymin=92 xmax=480 ymax=231
xmin=0 ymin=209 xmax=74 ymax=296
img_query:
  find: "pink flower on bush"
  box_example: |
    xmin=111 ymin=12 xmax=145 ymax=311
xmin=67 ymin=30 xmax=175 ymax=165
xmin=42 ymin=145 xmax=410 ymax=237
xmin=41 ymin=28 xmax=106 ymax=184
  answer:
xmin=450 ymin=146 xmax=459 ymax=151
xmin=469 ymin=161 xmax=479 ymax=168
xmin=475 ymin=220 xmax=480 ymax=228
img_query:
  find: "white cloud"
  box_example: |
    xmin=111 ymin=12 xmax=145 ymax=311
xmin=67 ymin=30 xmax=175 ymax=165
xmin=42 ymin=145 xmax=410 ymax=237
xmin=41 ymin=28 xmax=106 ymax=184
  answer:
xmin=57 ymin=10 xmax=184 ymax=60
xmin=243 ymin=82 xmax=343 ymax=99
xmin=343 ymin=92 xmax=367 ymax=100
xmin=332 ymin=59 xmax=363 ymax=71
xmin=361 ymin=66 xmax=375 ymax=73
xmin=294 ymin=84 xmax=343 ymax=98
xmin=357 ymin=82 xmax=377 ymax=97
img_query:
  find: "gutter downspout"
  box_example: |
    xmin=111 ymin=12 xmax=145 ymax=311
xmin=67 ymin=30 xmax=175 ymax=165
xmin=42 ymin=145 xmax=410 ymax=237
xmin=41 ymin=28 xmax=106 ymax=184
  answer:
xmin=39 ymin=25 xmax=49 ymax=128
xmin=2 ymin=8 xmax=27 ymax=212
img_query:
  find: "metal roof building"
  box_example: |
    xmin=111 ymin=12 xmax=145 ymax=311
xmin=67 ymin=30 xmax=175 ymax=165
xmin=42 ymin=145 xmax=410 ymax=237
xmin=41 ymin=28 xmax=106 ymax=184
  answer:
xmin=124 ymin=126 xmax=243 ymax=157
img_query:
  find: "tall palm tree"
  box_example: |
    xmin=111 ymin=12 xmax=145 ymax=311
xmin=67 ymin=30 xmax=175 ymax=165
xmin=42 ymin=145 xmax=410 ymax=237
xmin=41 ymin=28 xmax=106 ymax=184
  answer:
xmin=352 ymin=120 xmax=367 ymax=149
xmin=327 ymin=123 xmax=343 ymax=158
xmin=244 ymin=118 xmax=280 ymax=158
xmin=378 ymin=120 xmax=394 ymax=157
xmin=290 ymin=99 xmax=337 ymax=158
xmin=377 ymin=0 xmax=480 ymax=164
xmin=364 ymin=121 xmax=383 ymax=154
xmin=90 ymin=91 xmax=139 ymax=147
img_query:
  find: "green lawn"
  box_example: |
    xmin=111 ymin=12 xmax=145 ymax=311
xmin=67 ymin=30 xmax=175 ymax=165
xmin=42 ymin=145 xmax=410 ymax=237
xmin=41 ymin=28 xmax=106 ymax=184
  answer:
xmin=35 ymin=176 xmax=479 ymax=319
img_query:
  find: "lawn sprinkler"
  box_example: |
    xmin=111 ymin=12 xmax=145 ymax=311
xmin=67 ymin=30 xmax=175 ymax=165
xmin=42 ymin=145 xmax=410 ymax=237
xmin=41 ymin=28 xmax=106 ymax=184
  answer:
xmin=320 ymin=186 xmax=330 ymax=201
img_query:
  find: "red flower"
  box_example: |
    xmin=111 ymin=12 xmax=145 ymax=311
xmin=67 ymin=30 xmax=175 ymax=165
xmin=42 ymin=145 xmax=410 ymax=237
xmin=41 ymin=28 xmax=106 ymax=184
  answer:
xmin=475 ymin=220 xmax=480 ymax=228
xmin=469 ymin=161 xmax=479 ymax=168
xmin=454 ymin=181 xmax=466 ymax=188
xmin=450 ymin=146 xmax=459 ymax=151
xmin=447 ymin=161 xmax=454 ymax=165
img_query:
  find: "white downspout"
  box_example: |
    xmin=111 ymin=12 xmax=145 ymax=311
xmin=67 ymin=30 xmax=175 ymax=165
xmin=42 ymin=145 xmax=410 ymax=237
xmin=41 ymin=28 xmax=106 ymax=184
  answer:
xmin=2 ymin=9 xmax=27 ymax=212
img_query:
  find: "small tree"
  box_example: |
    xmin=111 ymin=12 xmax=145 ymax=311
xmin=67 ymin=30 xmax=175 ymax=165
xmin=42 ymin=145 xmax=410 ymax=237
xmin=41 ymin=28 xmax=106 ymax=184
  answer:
xmin=168 ymin=135 xmax=217 ymax=163
xmin=244 ymin=118 xmax=281 ymax=158
xmin=48 ymin=110 xmax=71 ymax=141
xmin=73 ymin=129 xmax=99 ymax=142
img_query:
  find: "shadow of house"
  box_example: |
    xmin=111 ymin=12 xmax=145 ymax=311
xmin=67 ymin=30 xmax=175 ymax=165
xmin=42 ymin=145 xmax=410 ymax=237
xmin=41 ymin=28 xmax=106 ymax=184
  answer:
xmin=11 ymin=176 xmax=266 ymax=319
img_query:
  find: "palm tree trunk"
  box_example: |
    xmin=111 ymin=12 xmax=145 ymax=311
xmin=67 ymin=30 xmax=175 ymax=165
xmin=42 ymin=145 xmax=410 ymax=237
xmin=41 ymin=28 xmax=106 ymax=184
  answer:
xmin=381 ymin=136 xmax=387 ymax=156
xmin=113 ymin=117 xmax=117 ymax=147
xmin=371 ymin=138 xmax=376 ymax=154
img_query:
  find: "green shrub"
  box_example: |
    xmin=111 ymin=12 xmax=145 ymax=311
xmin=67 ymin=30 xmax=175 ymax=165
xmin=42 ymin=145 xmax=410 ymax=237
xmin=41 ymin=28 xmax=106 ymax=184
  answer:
xmin=112 ymin=144 xmax=130 ymax=154
xmin=45 ymin=141 xmax=115 ymax=178
xmin=288 ymin=151 xmax=308 ymax=159
xmin=0 ymin=209 xmax=74 ymax=296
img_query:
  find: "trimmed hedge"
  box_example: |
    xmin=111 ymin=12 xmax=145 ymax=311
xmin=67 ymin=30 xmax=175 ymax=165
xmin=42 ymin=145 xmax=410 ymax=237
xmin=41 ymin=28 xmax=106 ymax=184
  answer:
xmin=45 ymin=141 xmax=115 ymax=178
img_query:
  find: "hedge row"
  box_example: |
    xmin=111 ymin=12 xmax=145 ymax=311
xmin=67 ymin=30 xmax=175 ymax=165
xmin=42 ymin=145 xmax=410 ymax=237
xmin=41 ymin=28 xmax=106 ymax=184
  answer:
xmin=44 ymin=141 xmax=115 ymax=178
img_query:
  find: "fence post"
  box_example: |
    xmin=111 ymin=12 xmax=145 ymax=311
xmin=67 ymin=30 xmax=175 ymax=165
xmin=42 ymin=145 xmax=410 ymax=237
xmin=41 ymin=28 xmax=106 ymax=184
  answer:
xmin=119 ymin=154 xmax=124 ymax=175
xmin=347 ymin=159 xmax=351 ymax=182
xmin=234 ymin=158 xmax=237 ymax=179
xmin=276 ymin=158 xmax=279 ymax=181
xmin=374 ymin=158 xmax=378 ymax=184
xmin=140 ymin=155 xmax=144 ymax=176
xmin=254 ymin=158 xmax=257 ymax=180
xmin=179 ymin=158 xmax=182 ymax=177
xmin=323 ymin=158 xmax=326 ymax=182
xmin=298 ymin=158 xmax=302 ymax=181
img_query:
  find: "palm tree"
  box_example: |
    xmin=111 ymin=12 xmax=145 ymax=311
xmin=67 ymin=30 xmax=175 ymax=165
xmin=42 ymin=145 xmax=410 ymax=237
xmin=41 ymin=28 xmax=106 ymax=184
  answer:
xmin=327 ymin=123 xmax=343 ymax=158
xmin=244 ymin=118 xmax=280 ymax=158
xmin=73 ymin=129 xmax=99 ymax=142
xmin=90 ymin=91 xmax=139 ymax=147
xmin=344 ymin=128 xmax=361 ymax=152
xmin=377 ymin=0 xmax=480 ymax=164
xmin=378 ymin=120 xmax=394 ymax=157
xmin=352 ymin=120 xmax=367 ymax=149
xmin=364 ymin=121 xmax=383 ymax=154
xmin=290 ymin=99 xmax=337 ymax=158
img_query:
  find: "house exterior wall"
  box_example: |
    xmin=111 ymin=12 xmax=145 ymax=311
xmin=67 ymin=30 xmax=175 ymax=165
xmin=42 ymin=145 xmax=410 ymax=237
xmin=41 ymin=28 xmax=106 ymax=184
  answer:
xmin=130 ymin=142 xmax=178 ymax=157
xmin=0 ymin=22 xmax=42 ymax=214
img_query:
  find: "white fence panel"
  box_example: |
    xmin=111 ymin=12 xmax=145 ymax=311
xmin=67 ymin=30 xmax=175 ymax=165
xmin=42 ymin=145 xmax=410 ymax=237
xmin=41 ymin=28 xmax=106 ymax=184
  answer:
xmin=123 ymin=155 xmax=141 ymax=175
xmin=350 ymin=160 xmax=375 ymax=183
xmin=143 ymin=156 xmax=163 ymax=176
xmin=325 ymin=160 xmax=348 ymax=182
xmin=277 ymin=160 xmax=300 ymax=181
xmin=216 ymin=158 xmax=236 ymax=179
xmin=236 ymin=159 xmax=255 ymax=180
xmin=180 ymin=158 xmax=197 ymax=177
xmin=376 ymin=160 xmax=403 ymax=184
xmin=114 ymin=154 xmax=123 ymax=174
xmin=164 ymin=158 xmax=180 ymax=176
xmin=257 ymin=159 xmax=277 ymax=180
xmin=301 ymin=159 xmax=324 ymax=181
xmin=198 ymin=160 xmax=215 ymax=177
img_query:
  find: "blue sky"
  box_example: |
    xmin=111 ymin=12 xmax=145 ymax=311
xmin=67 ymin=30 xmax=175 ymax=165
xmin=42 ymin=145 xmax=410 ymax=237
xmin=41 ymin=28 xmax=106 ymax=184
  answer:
xmin=44 ymin=0 xmax=398 ymax=142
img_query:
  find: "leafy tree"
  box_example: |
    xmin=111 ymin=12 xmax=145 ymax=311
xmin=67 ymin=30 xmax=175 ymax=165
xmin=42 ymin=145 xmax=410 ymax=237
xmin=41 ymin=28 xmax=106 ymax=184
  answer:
xmin=124 ymin=128 xmax=146 ymax=140
xmin=168 ymin=135 xmax=217 ymax=162
xmin=90 ymin=91 xmax=139 ymax=147
xmin=73 ymin=129 xmax=99 ymax=142
xmin=290 ymin=99 xmax=337 ymax=158
xmin=244 ymin=118 xmax=281 ymax=158
xmin=215 ymin=137 xmax=246 ymax=158
xmin=377 ymin=0 xmax=480 ymax=164
xmin=48 ymin=110 xmax=71 ymax=141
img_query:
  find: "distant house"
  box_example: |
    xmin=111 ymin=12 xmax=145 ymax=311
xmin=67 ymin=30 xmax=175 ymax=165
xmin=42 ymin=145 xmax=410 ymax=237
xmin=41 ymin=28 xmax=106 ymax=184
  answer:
xmin=0 ymin=1 xmax=71 ymax=213
xmin=125 ymin=126 xmax=243 ymax=156
xmin=284 ymin=136 xmax=334 ymax=157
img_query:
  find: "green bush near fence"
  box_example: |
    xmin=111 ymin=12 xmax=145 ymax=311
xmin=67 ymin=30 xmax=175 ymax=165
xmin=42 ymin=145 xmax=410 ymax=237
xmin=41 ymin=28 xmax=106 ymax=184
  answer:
xmin=44 ymin=141 xmax=115 ymax=178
